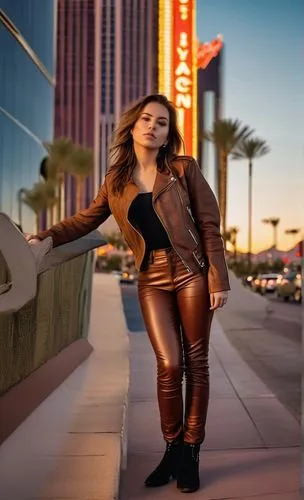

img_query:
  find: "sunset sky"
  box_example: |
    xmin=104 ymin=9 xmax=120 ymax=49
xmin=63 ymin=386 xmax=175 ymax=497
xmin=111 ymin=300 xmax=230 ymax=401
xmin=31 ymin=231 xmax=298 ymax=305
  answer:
xmin=197 ymin=0 xmax=303 ymax=253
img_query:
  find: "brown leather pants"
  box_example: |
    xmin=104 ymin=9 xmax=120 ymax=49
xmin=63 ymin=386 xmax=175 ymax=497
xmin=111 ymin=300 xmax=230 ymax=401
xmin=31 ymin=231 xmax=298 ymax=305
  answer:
xmin=137 ymin=248 xmax=213 ymax=445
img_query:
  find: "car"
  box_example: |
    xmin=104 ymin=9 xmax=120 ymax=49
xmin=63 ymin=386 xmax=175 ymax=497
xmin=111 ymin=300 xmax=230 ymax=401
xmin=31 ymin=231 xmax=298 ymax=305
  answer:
xmin=119 ymin=270 xmax=136 ymax=284
xmin=243 ymin=274 xmax=256 ymax=288
xmin=276 ymin=271 xmax=302 ymax=303
xmin=259 ymin=273 xmax=280 ymax=295
xmin=111 ymin=270 xmax=122 ymax=279
xmin=251 ymin=273 xmax=279 ymax=294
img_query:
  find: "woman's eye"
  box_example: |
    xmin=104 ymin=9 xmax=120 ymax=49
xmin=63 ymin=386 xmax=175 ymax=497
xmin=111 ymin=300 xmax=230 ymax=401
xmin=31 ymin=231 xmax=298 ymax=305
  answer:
xmin=142 ymin=116 xmax=149 ymax=121
xmin=159 ymin=122 xmax=167 ymax=127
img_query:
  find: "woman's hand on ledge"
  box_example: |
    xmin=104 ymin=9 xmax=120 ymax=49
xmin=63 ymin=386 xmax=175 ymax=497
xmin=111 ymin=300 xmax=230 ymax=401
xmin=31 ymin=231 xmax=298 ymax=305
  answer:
xmin=25 ymin=234 xmax=41 ymax=245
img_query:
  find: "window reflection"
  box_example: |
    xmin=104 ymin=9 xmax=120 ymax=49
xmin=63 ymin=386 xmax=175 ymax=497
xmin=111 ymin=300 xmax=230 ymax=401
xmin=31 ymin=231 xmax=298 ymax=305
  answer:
xmin=0 ymin=0 xmax=55 ymax=233
xmin=0 ymin=0 xmax=55 ymax=75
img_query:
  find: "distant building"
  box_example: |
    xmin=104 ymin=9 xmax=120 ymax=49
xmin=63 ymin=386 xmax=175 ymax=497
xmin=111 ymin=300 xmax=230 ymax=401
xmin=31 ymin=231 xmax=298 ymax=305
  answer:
xmin=98 ymin=0 xmax=159 ymax=189
xmin=197 ymin=38 xmax=223 ymax=198
xmin=56 ymin=0 xmax=159 ymax=219
xmin=55 ymin=0 xmax=101 ymax=217
xmin=0 ymin=0 xmax=56 ymax=232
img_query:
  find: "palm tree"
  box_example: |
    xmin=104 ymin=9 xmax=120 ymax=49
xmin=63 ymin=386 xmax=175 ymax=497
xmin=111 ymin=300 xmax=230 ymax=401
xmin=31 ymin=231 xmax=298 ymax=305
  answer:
xmin=21 ymin=181 xmax=57 ymax=233
xmin=69 ymin=146 xmax=94 ymax=212
xmin=262 ymin=217 xmax=280 ymax=249
xmin=233 ymin=137 xmax=270 ymax=270
xmin=285 ymin=228 xmax=300 ymax=245
xmin=229 ymin=226 xmax=239 ymax=261
xmin=204 ymin=119 xmax=252 ymax=244
xmin=43 ymin=137 xmax=74 ymax=221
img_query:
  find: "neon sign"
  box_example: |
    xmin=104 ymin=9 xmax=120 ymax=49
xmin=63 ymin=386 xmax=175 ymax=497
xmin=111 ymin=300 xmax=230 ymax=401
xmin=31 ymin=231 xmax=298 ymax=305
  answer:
xmin=172 ymin=0 xmax=194 ymax=155
xmin=197 ymin=34 xmax=223 ymax=69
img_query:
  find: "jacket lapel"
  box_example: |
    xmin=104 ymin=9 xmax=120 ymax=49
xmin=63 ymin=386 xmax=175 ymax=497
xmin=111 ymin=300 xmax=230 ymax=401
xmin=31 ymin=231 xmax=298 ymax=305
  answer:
xmin=152 ymin=166 xmax=175 ymax=200
xmin=109 ymin=164 xmax=176 ymax=222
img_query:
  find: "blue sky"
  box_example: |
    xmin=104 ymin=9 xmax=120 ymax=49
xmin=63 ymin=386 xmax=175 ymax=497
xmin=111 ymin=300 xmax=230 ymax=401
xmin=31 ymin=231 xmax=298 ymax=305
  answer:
xmin=197 ymin=0 xmax=304 ymax=252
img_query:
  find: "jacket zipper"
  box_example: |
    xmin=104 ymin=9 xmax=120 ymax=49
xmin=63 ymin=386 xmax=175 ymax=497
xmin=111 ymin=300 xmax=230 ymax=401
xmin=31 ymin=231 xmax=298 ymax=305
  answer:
xmin=153 ymin=179 xmax=192 ymax=273
xmin=174 ymin=177 xmax=202 ymax=260
xmin=188 ymin=228 xmax=198 ymax=245
xmin=186 ymin=205 xmax=195 ymax=223
xmin=153 ymin=177 xmax=176 ymax=201
xmin=171 ymin=176 xmax=205 ymax=270
xmin=193 ymin=251 xmax=206 ymax=269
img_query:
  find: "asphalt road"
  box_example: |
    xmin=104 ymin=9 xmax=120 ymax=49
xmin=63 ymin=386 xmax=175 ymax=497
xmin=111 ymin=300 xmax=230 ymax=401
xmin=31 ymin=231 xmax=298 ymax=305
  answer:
xmin=120 ymin=283 xmax=301 ymax=423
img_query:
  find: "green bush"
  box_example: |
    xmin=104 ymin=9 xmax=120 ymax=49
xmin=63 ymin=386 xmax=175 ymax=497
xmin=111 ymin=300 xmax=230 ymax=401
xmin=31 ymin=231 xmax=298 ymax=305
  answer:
xmin=96 ymin=255 xmax=122 ymax=272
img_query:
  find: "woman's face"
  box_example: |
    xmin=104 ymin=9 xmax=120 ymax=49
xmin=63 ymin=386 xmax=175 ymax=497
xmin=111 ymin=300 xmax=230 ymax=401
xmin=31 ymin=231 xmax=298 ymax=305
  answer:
xmin=131 ymin=102 xmax=169 ymax=151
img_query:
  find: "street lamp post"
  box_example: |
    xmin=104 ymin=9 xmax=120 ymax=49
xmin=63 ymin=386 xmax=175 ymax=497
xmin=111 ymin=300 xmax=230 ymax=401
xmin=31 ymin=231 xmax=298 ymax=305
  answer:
xmin=247 ymin=161 xmax=253 ymax=271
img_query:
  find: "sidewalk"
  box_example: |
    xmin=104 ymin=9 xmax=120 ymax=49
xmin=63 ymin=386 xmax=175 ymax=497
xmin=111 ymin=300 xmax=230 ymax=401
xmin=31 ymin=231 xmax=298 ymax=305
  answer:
xmin=0 ymin=274 xmax=129 ymax=500
xmin=0 ymin=273 xmax=301 ymax=499
xmin=120 ymin=282 xmax=301 ymax=499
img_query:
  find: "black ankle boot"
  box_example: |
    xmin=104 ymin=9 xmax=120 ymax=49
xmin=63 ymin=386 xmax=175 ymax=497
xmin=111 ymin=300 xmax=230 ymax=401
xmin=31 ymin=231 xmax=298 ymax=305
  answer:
xmin=144 ymin=438 xmax=182 ymax=487
xmin=177 ymin=443 xmax=200 ymax=493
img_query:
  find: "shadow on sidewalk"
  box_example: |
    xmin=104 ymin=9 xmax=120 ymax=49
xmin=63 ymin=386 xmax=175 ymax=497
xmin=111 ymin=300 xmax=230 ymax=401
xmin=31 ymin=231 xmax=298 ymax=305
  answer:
xmin=122 ymin=448 xmax=300 ymax=499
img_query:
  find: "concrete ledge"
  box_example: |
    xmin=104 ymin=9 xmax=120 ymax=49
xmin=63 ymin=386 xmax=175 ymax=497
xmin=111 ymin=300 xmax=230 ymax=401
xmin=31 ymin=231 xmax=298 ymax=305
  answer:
xmin=0 ymin=273 xmax=130 ymax=500
xmin=0 ymin=338 xmax=93 ymax=445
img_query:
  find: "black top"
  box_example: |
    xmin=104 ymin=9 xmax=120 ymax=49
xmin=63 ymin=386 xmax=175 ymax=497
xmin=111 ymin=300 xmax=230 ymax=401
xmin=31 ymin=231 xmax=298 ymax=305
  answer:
xmin=128 ymin=192 xmax=171 ymax=251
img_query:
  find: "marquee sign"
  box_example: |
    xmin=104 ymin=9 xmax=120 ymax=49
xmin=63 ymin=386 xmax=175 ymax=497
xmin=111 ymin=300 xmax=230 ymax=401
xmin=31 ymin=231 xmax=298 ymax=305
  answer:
xmin=172 ymin=0 xmax=195 ymax=155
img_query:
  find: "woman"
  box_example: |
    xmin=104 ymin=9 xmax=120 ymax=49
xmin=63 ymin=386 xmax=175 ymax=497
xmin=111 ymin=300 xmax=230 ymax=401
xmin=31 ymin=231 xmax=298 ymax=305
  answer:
xmin=27 ymin=94 xmax=230 ymax=493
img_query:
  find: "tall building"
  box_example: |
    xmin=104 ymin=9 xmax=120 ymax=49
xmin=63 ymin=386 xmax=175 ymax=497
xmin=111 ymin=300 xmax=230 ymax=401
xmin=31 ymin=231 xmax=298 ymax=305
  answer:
xmin=98 ymin=0 xmax=159 ymax=188
xmin=158 ymin=0 xmax=197 ymax=157
xmin=197 ymin=36 xmax=223 ymax=198
xmin=55 ymin=0 xmax=101 ymax=217
xmin=0 ymin=0 xmax=56 ymax=232
xmin=56 ymin=0 xmax=159 ymax=217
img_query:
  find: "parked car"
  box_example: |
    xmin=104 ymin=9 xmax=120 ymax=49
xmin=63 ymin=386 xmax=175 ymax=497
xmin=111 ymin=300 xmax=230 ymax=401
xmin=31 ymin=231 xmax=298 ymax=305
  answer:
xmin=251 ymin=273 xmax=279 ymax=294
xmin=260 ymin=273 xmax=280 ymax=295
xmin=120 ymin=270 xmax=136 ymax=284
xmin=243 ymin=274 xmax=256 ymax=288
xmin=276 ymin=271 xmax=302 ymax=303
xmin=111 ymin=270 xmax=122 ymax=280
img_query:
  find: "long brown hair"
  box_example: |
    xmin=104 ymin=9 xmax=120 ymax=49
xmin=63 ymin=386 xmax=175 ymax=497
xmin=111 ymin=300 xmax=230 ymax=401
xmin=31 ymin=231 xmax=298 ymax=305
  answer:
xmin=109 ymin=94 xmax=184 ymax=195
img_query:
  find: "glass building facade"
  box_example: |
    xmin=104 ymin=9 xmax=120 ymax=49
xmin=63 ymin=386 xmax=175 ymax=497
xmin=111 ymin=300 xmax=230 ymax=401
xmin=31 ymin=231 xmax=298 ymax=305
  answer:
xmin=0 ymin=0 xmax=56 ymax=233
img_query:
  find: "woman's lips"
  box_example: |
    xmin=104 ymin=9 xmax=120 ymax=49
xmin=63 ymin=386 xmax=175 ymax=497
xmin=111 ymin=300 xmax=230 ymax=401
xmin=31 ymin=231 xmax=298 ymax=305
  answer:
xmin=144 ymin=133 xmax=156 ymax=139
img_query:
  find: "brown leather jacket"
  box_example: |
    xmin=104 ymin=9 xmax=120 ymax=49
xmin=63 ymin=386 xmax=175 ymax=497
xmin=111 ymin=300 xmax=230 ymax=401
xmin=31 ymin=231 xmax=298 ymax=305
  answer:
xmin=37 ymin=156 xmax=230 ymax=293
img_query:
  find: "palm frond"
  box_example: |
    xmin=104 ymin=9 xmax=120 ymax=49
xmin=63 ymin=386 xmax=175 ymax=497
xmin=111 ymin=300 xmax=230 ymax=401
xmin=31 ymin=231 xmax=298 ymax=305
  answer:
xmin=21 ymin=181 xmax=58 ymax=214
xmin=70 ymin=146 xmax=94 ymax=178
xmin=204 ymin=119 xmax=254 ymax=154
xmin=262 ymin=217 xmax=280 ymax=227
xmin=233 ymin=137 xmax=270 ymax=160
xmin=44 ymin=137 xmax=75 ymax=176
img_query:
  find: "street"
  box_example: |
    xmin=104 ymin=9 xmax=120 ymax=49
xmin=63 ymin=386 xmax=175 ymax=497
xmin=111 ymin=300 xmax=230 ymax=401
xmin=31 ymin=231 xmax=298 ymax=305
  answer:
xmin=267 ymin=294 xmax=301 ymax=339
xmin=120 ymin=284 xmax=301 ymax=423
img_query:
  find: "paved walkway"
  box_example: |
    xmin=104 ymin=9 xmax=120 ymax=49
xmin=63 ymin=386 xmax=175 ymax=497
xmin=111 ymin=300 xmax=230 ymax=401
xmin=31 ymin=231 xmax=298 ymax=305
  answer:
xmin=120 ymin=315 xmax=301 ymax=499
xmin=0 ymin=272 xmax=301 ymax=499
